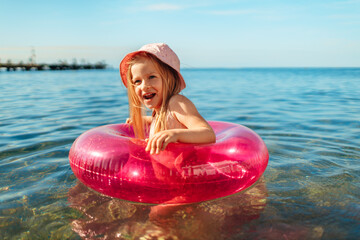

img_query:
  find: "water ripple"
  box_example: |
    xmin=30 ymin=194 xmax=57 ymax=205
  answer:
xmin=1 ymin=68 xmax=359 ymax=239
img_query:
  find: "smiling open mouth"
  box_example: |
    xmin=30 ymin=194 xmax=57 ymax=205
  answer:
xmin=143 ymin=93 xmax=156 ymax=100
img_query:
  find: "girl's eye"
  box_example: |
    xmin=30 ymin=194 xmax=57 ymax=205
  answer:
xmin=133 ymin=79 xmax=141 ymax=85
xmin=149 ymin=75 xmax=156 ymax=80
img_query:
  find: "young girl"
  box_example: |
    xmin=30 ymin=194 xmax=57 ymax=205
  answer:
xmin=120 ymin=43 xmax=215 ymax=155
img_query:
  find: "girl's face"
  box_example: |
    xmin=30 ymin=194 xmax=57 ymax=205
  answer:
xmin=131 ymin=57 xmax=163 ymax=112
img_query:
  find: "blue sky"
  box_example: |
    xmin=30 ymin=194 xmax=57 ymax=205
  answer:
xmin=1 ymin=0 xmax=359 ymax=68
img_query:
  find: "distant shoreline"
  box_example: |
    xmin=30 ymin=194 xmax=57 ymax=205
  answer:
xmin=1 ymin=65 xmax=359 ymax=72
xmin=0 ymin=62 xmax=107 ymax=72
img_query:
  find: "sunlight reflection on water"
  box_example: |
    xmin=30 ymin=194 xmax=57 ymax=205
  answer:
xmin=0 ymin=68 xmax=359 ymax=239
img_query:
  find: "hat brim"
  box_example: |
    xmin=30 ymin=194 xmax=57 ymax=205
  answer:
xmin=119 ymin=50 xmax=143 ymax=88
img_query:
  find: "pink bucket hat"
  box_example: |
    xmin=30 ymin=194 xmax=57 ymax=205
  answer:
xmin=120 ymin=43 xmax=186 ymax=90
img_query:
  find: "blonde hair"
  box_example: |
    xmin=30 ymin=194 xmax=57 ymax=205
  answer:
xmin=126 ymin=52 xmax=182 ymax=139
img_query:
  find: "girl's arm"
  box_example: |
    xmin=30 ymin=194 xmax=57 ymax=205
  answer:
xmin=145 ymin=94 xmax=216 ymax=154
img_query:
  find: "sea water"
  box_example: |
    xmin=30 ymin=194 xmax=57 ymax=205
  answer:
xmin=0 ymin=68 xmax=359 ymax=239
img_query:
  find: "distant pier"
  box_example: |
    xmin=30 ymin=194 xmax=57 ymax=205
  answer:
xmin=0 ymin=62 xmax=107 ymax=71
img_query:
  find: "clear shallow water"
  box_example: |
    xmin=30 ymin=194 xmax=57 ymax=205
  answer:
xmin=1 ymin=68 xmax=359 ymax=239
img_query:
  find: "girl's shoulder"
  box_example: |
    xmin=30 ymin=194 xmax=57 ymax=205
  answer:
xmin=168 ymin=94 xmax=197 ymax=114
xmin=169 ymin=94 xmax=187 ymax=102
xmin=168 ymin=94 xmax=193 ymax=109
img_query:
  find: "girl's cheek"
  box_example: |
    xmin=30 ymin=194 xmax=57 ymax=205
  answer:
xmin=135 ymin=88 xmax=141 ymax=97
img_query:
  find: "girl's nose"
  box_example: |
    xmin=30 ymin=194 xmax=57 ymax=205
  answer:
xmin=141 ymin=80 xmax=151 ymax=90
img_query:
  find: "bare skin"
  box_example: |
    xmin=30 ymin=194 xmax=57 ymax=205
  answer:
xmin=129 ymin=57 xmax=216 ymax=154
xmin=145 ymin=94 xmax=216 ymax=154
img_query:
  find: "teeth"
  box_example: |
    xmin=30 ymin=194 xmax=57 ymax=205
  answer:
xmin=143 ymin=93 xmax=155 ymax=100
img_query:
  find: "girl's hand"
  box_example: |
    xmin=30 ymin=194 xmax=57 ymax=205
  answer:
xmin=126 ymin=118 xmax=132 ymax=125
xmin=126 ymin=116 xmax=152 ymax=126
xmin=145 ymin=130 xmax=178 ymax=154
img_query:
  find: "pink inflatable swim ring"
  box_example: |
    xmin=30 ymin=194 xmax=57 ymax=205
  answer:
xmin=69 ymin=121 xmax=269 ymax=204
